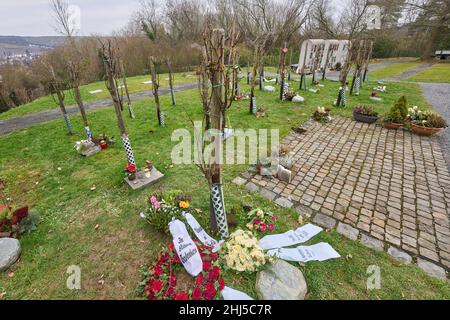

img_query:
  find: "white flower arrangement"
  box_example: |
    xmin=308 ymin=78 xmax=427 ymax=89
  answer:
xmin=222 ymin=229 xmax=270 ymax=272
xmin=74 ymin=140 xmax=95 ymax=152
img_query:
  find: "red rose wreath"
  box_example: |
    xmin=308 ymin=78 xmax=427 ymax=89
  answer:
xmin=140 ymin=241 xmax=225 ymax=300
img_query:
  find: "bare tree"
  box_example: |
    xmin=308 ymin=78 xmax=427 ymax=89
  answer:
xmin=404 ymin=0 xmax=450 ymax=60
xmin=99 ymin=40 xmax=136 ymax=166
xmin=166 ymin=58 xmax=177 ymax=106
xmin=39 ymin=59 xmax=73 ymax=135
xmin=336 ymin=0 xmax=371 ymax=107
xmin=119 ymin=60 xmax=136 ymax=118
xmin=195 ymin=27 xmax=236 ymax=236
xmin=50 ymin=0 xmax=93 ymax=141
xmin=149 ymin=57 xmax=164 ymax=127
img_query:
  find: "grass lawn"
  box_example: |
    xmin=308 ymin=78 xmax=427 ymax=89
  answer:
xmin=368 ymin=62 xmax=422 ymax=80
xmin=0 ymin=78 xmax=448 ymax=300
xmin=406 ymin=64 xmax=450 ymax=83
xmin=0 ymin=71 xmax=197 ymax=121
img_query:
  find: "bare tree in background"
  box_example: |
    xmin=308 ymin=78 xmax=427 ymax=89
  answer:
xmin=166 ymin=58 xmax=177 ymax=106
xmin=404 ymin=0 xmax=450 ymax=60
xmin=50 ymin=0 xmax=93 ymax=141
xmin=99 ymin=40 xmax=137 ymax=167
xmin=233 ymin=0 xmax=310 ymax=112
xmin=336 ymin=0 xmax=370 ymax=107
xmin=39 ymin=59 xmax=73 ymax=135
xmin=149 ymin=57 xmax=164 ymax=127
xmin=119 ymin=60 xmax=136 ymax=119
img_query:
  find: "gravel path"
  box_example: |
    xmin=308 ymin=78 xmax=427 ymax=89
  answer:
xmin=0 ymin=82 xmax=197 ymax=136
xmin=419 ymin=82 xmax=450 ymax=172
xmin=390 ymin=63 xmax=433 ymax=80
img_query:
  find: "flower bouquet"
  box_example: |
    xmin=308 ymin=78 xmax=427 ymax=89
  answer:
xmin=246 ymin=208 xmax=276 ymax=233
xmin=221 ymin=229 xmax=270 ymax=272
xmin=142 ymin=191 xmax=193 ymax=235
xmin=139 ymin=241 xmax=225 ymax=300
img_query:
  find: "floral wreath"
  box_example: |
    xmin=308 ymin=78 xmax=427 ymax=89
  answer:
xmin=140 ymin=241 xmax=225 ymax=300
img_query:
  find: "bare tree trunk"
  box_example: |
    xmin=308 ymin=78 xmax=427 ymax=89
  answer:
xmin=250 ymin=45 xmax=260 ymax=114
xmin=167 ymin=59 xmax=177 ymax=106
xmin=149 ymin=57 xmax=163 ymax=127
xmin=363 ymin=41 xmax=373 ymax=82
xmin=120 ymin=60 xmax=135 ymax=119
xmin=73 ymin=86 xmax=92 ymax=140
xmin=422 ymin=25 xmax=440 ymax=60
xmin=49 ymin=65 xmax=72 ymax=135
xmin=102 ymin=46 xmax=136 ymax=166
xmin=279 ymin=44 xmax=288 ymax=101
xmin=208 ymin=29 xmax=228 ymax=236
xmin=55 ymin=89 xmax=72 ymax=135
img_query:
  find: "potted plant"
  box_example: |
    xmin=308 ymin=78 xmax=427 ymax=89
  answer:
xmin=408 ymin=108 xmax=448 ymax=136
xmin=353 ymin=106 xmax=378 ymax=124
xmin=382 ymin=96 xmax=408 ymax=129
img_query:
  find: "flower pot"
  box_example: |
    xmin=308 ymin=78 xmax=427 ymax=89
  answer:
xmin=383 ymin=122 xmax=403 ymax=130
xmin=411 ymin=123 xmax=443 ymax=136
xmin=353 ymin=112 xmax=378 ymax=124
xmin=128 ymin=172 xmax=137 ymax=181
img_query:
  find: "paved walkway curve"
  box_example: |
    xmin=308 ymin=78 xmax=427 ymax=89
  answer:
xmin=0 ymin=82 xmax=197 ymax=136
xmin=390 ymin=63 xmax=433 ymax=81
xmin=419 ymin=82 xmax=450 ymax=172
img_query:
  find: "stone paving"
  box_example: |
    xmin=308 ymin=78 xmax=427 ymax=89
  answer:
xmin=234 ymin=117 xmax=450 ymax=277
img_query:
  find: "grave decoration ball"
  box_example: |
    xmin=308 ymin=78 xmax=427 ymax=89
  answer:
xmin=139 ymin=241 xmax=225 ymax=300
xmin=221 ymin=229 xmax=270 ymax=272
xmin=142 ymin=191 xmax=194 ymax=235
xmin=312 ymin=107 xmax=332 ymax=123
xmin=246 ymin=209 xmax=277 ymax=233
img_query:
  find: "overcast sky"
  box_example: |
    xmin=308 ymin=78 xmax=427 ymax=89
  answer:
xmin=0 ymin=0 xmax=141 ymax=36
xmin=0 ymin=0 xmax=347 ymax=37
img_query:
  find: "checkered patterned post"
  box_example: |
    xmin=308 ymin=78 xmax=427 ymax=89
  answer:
xmin=211 ymin=183 xmax=229 ymax=239
xmin=355 ymin=76 xmax=361 ymax=96
xmin=340 ymin=87 xmax=346 ymax=107
xmin=159 ymin=112 xmax=165 ymax=127
xmin=251 ymin=97 xmax=257 ymax=115
xmin=282 ymin=82 xmax=289 ymax=100
xmin=84 ymin=126 xmax=93 ymax=142
xmin=63 ymin=114 xmax=73 ymax=135
xmin=128 ymin=103 xmax=136 ymax=119
xmin=121 ymin=134 xmax=136 ymax=165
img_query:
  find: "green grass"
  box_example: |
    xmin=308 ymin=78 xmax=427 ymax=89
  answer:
xmin=369 ymin=62 xmax=422 ymax=80
xmin=0 ymin=78 xmax=448 ymax=300
xmin=0 ymin=72 xmax=197 ymax=121
xmin=407 ymin=64 xmax=450 ymax=83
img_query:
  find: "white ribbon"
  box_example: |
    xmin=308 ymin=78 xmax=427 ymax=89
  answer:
xmin=267 ymin=242 xmax=340 ymax=262
xmin=258 ymin=223 xmax=323 ymax=250
xmin=182 ymin=212 xmax=223 ymax=253
xmin=169 ymin=219 xmax=202 ymax=277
